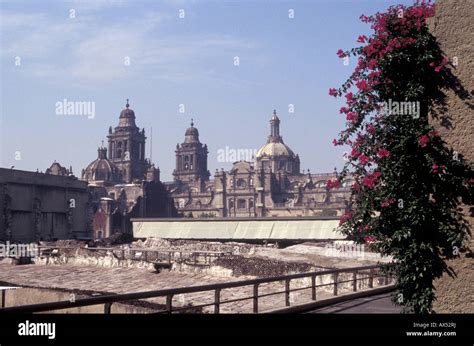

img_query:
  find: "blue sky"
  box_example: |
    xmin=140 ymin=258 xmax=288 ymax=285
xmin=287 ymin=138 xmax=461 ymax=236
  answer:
xmin=0 ymin=0 xmax=415 ymax=181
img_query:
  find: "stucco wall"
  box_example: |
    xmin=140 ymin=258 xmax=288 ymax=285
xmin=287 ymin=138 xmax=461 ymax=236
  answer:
xmin=428 ymin=0 xmax=473 ymax=164
xmin=429 ymin=0 xmax=474 ymax=313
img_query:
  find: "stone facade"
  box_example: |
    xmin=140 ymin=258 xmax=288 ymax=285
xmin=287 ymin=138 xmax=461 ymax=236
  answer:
xmin=167 ymin=111 xmax=352 ymax=218
xmin=81 ymin=101 xmax=174 ymax=239
xmin=0 ymin=168 xmax=90 ymax=242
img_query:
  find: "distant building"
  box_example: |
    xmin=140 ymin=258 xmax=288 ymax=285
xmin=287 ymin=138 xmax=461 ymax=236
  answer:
xmin=45 ymin=161 xmax=74 ymax=177
xmin=81 ymin=100 xmax=174 ymax=239
xmin=0 ymin=168 xmax=90 ymax=242
xmin=167 ymin=110 xmax=352 ymax=218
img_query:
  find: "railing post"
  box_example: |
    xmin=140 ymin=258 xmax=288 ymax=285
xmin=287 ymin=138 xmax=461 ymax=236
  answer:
xmin=214 ymin=289 xmax=221 ymax=314
xmin=333 ymin=273 xmax=338 ymax=296
xmin=253 ymin=284 xmax=259 ymax=313
xmin=285 ymin=279 xmax=291 ymax=306
xmin=166 ymin=295 xmax=173 ymax=314
xmin=104 ymin=302 xmax=112 ymax=314
xmin=1 ymin=289 xmax=5 ymax=308
xmin=368 ymin=269 xmax=374 ymax=288
xmin=352 ymin=271 xmax=357 ymax=292
xmin=311 ymin=275 xmax=316 ymax=301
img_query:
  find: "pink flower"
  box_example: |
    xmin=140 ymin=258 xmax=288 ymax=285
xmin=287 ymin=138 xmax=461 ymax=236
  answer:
xmin=332 ymin=139 xmax=338 ymax=146
xmin=364 ymin=235 xmax=375 ymax=243
xmin=361 ymin=171 xmax=382 ymax=188
xmin=326 ymin=179 xmax=341 ymax=189
xmin=336 ymin=49 xmax=346 ymax=58
xmin=339 ymin=107 xmax=349 ymax=114
xmin=329 ymin=88 xmax=338 ymax=97
xmin=381 ymin=198 xmax=395 ymax=208
xmin=357 ymin=35 xmax=368 ymax=43
xmin=351 ymin=147 xmax=361 ymax=158
xmin=377 ymin=148 xmax=390 ymax=158
xmin=339 ymin=211 xmax=353 ymax=225
xmin=418 ymin=134 xmax=430 ymax=148
xmin=359 ymin=154 xmax=370 ymax=165
xmin=346 ymin=111 xmax=358 ymax=121
xmin=356 ymin=79 xmax=369 ymax=91
xmin=345 ymin=92 xmax=354 ymax=102
xmin=366 ymin=124 xmax=376 ymax=134
xmin=432 ymin=164 xmax=439 ymax=173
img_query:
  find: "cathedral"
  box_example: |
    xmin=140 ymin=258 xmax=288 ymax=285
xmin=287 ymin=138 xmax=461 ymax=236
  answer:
xmin=80 ymin=101 xmax=173 ymax=239
xmin=167 ymin=110 xmax=352 ymax=218
xmin=78 ymin=101 xmax=352 ymax=238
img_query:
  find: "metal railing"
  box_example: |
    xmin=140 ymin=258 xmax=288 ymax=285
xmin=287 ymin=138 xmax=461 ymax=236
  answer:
xmin=37 ymin=245 xmax=231 ymax=266
xmin=1 ymin=264 xmax=394 ymax=314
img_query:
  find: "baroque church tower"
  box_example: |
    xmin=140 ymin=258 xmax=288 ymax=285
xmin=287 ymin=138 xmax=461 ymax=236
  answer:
xmin=107 ymin=100 xmax=148 ymax=183
xmin=173 ymin=119 xmax=210 ymax=185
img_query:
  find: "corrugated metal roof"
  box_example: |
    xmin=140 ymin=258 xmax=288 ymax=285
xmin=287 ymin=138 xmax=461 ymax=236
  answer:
xmin=133 ymin=219 xmax=344 ymax=240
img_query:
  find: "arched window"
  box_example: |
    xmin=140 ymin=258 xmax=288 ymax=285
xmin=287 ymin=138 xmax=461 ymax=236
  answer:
xmin=237 ymin=199 xmax=246 ymax=209
xmin=229 ymin=199 xmax=234 ymax=209
xmin=237 ymin=178 xmax=247 ymax=188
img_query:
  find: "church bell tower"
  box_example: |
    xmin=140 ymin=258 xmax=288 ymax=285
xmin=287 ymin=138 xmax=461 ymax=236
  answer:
xmin=107 ymin=99 xmax=148 ymax=183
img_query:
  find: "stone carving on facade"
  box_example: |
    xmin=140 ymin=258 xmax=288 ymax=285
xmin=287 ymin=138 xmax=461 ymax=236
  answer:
xmin=34 ymin=197 xmax=42 ymax=241
xmin=3 ymin=186 xmax=12 ymax=241
xmin=66 ymin=200 xmax=74 ymax=239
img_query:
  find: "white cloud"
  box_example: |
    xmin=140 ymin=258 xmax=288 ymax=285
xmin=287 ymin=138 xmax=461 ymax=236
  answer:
xmin=1 ymin=8 xmax=263 ymax=86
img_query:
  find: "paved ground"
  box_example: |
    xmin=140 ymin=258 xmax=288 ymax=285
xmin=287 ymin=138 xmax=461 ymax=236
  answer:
xmin=0 ymin=263 xmax=339 ymax=313
xmin=308 ymin=292 xmax=402 ymax=313
xmin=0 ymin=263 xmax=396 ymax=313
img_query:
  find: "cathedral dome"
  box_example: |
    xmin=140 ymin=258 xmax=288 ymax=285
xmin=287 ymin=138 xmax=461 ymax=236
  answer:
xmin=82 ymin=147 xmax=121 ymax=183
xmin=184 ymin=119 xmax=200 ymax=143
xmin=256 ymin=141 xmax=296 ymax=158
xmin=255 ymin=110 xmax=300 ymax=174
xmin=118 ymin=99 xmax=136 ymax=128
xmin=185 ymin=126 xmax=199 ymax=137
xmin=256 ymin=110 xmax=296 ymax=158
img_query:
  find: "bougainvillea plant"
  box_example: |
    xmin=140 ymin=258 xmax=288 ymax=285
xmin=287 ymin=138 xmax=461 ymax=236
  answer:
xmin=328 ymin=1 xmax=473 ymax=313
